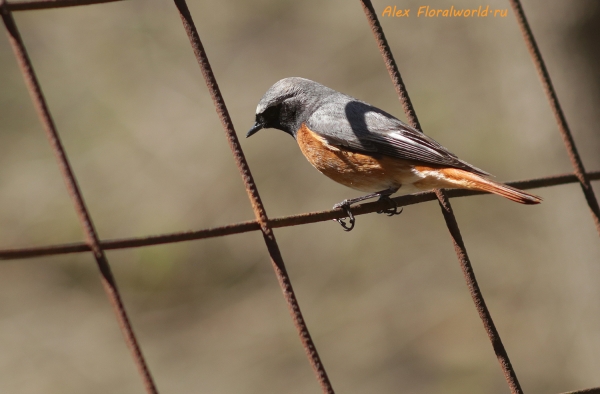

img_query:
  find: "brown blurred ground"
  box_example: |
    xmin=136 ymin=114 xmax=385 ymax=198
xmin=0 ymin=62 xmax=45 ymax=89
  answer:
xmin=0 ymin=0 xmax=599 ymax=393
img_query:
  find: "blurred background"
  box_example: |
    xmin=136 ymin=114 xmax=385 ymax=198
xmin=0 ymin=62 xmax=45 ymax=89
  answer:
xmin=1 ymin=0 xmax=599 ymax=392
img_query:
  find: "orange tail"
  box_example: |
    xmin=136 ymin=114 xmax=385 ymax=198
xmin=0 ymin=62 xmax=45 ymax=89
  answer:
xmin=441 ymin=168 xmax=542 ymax=205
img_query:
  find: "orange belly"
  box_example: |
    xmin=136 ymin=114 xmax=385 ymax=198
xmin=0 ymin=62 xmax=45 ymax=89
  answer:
xmin=294 ymin=124 xmax=542 ymax=204
xmin=296 ymin=124 xmax=432 ymax=192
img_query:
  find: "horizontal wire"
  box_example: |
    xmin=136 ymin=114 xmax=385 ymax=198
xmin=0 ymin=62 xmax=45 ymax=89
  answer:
xmin=173 ymin=0 xmax=334 ymax=391
xmin=1 ymin=1 xmax=597 ymax=392
xmin=1 ymin=170 xmax=597 ymax=261
xmin=360 ymin=0 xmax=524 ymax=391
xmin=1 ymin=3 xmax=158 ymax=392
xmin=509 ymin=0 xmax=600 ymax=236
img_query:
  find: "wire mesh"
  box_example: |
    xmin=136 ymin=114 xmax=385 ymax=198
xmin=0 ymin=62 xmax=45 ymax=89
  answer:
xmin=0 ymin=170 xmax=597 ymax=260
xmin=508 ymin=0 xmax=600 ymax=235
xmin=1 ymin=2 xmax=158 ymax=393
xmin=172 ymin=0 xmax=333 ymax=391
xmin=360 ymin=0 xmax=523 ymax=390
xmin=1 ymin=0 xmax=598 ymax=393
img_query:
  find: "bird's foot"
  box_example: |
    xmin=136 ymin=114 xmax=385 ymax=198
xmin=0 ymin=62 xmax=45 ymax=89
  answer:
xmin=377 ymin=195 xmax=403 ymax=217
xmin=333 ymin=200 xmax=355 ymax=232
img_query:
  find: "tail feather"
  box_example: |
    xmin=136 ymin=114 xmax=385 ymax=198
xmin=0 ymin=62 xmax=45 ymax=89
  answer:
xmin=441 ymin=168 xmax=542 ymax=205
xmin=473 ymin=179 xmax=542 ymax=205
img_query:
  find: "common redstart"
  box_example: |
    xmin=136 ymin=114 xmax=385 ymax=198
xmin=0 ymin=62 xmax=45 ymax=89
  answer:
xmin=247 ymin=77 xmax=541 ymax=231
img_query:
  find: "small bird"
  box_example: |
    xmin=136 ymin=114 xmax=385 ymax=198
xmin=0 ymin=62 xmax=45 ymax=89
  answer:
xmin=247 ymin=77 xmax=541 ymax=231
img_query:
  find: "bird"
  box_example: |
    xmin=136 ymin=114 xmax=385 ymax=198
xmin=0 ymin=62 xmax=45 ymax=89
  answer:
xmin=246 ymin=77 xmax=541 ymax=231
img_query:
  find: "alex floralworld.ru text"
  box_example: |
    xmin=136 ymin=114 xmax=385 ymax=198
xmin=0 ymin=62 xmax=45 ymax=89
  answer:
xmin=382 ymin=5 xmax=508 ymax=18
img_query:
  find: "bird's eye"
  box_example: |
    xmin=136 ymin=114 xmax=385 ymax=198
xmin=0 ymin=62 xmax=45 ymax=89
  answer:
xmin=264 ymin=104 xmax=281 ymax=118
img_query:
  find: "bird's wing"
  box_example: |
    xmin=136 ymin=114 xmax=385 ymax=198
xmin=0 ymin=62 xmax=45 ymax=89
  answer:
xmin=306 ymin=97 xmax=490 ymax=176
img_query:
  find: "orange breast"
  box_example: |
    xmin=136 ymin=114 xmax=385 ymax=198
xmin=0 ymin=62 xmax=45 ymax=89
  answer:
xmin=295 ymin=124 xmax=419 ymax=192
xmin=294 ymin=124 xmax=520 ymax=198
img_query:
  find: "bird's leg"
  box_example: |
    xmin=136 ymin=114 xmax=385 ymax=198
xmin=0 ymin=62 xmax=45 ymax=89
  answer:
xmin=333 ymin=187 xmax=400 ymax=231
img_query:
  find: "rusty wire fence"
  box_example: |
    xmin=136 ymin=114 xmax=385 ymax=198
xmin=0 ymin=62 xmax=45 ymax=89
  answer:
xmin=1 ymin=0 xmax=599 ymax=393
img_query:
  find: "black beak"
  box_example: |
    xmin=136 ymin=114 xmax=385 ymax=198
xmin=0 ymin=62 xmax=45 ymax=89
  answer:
xmin=246 ymin=122 xmax=263 ymax=138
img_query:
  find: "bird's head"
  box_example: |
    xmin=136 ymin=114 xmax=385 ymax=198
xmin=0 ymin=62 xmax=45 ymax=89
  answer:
xmin=246 ymin=77 xmax=332 ymax=139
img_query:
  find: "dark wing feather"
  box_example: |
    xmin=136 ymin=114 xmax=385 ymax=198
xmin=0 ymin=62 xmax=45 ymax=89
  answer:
xmin=306 ymin=96 xmax=490 ymax=176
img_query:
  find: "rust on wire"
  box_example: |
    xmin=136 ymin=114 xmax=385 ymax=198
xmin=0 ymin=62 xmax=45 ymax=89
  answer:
xmin=509 ymin=0 xmax=600 ymax=236
xmin=358 ymin=0 xmax=524 ymax=392
xmin=171 ymin=0 xmax=334 ymax=392
xmin=5 ymin=0 xmax=121 ymax=11
xmin=434 ymin=189 xmax=523 ymax=393
xmin=358 ymin=0 xmax=421 ymax=131
xmin=0 ymin=0 xmax=597 ymax=392
xmin=1 ymin=170 xmax=598 ymax=261
xmin=0 ymin=3 xmax=158 ymax=394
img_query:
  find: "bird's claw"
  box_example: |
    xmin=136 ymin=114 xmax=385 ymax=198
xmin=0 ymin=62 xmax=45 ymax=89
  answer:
xmin=377 ymin=196 xmax=403 ymax=217
xmin=333 ymin=201 xmax=355 ymax=232
xmin=333 ymin=193 xmax=401 ymax=231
